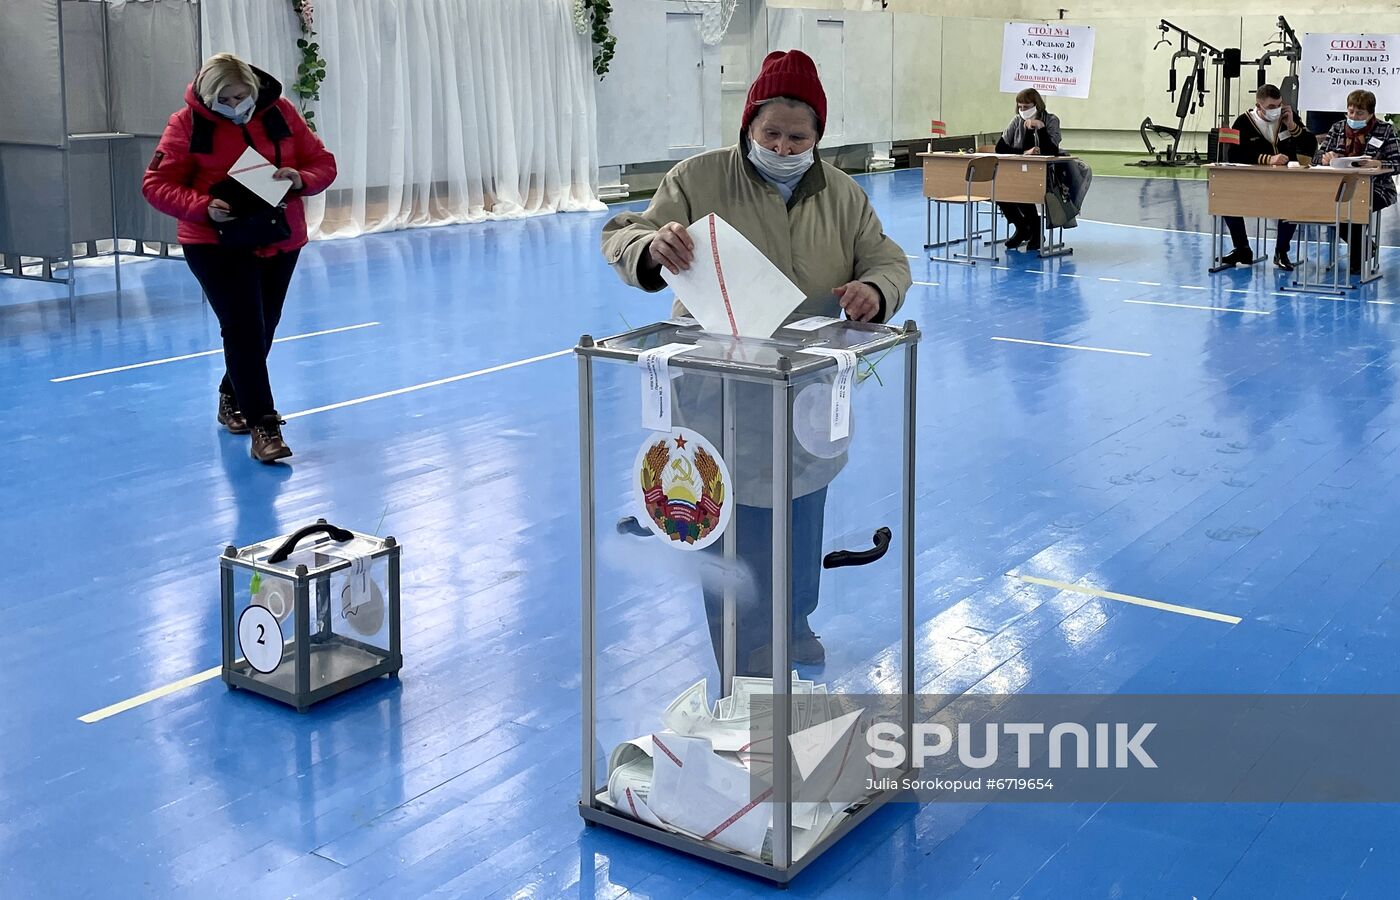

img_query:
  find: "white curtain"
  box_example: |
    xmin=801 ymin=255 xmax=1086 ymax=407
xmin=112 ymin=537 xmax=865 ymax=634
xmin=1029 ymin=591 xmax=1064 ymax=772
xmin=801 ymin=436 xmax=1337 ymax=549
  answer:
xmin=201 ymin=0 xmax=604 ymax=239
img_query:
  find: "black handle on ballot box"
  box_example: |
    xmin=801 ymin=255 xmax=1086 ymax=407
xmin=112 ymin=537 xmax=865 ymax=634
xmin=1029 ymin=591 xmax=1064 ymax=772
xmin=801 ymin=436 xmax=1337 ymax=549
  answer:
xmin=616 ymin=517 xmax=652 ymax=537
xmin=268 ymin=522 xmax=355 ymax=564
xmin=823 ymin=527 xmax=892 ymax=569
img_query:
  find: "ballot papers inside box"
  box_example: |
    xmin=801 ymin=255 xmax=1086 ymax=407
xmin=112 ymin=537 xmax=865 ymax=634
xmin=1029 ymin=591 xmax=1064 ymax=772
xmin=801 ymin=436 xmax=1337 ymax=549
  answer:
xmin=576 ymin=317 xmax=921 ymax=883
xmin=220 ymin=520 xmax=402 ymax=711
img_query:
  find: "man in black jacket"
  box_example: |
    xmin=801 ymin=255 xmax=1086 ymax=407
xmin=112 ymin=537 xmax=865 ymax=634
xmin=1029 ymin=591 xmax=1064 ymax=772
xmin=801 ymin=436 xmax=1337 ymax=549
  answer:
xmin=1220 ymin=84 xmax=1314 ymax=270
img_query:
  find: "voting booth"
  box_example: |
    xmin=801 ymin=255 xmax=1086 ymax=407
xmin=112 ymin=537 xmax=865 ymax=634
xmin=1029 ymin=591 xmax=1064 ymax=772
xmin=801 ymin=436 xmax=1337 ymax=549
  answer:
xmin=575 ymin=312 xmax=921 ymax=882
xmin=220 ymin=520 xmax=403 ymax=712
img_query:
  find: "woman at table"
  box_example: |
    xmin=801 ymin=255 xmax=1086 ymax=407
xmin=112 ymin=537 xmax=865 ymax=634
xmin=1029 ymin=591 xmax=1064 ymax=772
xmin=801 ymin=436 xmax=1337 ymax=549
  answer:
xmin=995 ymin=88 xmax=1061 ymax=252
xmin=1314 ymin=89 xmax=1400 ymax=274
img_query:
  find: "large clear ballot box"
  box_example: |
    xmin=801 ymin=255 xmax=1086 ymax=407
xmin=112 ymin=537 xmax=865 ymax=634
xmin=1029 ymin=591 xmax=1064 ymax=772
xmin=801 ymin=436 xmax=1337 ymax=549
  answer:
xmin=575 ymin=316 xmax=920 ymax=883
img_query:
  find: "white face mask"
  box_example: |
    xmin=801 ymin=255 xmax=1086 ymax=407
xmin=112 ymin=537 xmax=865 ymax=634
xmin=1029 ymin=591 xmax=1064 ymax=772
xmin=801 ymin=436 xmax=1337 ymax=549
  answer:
xmin=213 ymin=96 xmax=255 ymax=125
xmin=747 ymin=140 xmax=815 ymax=181
xmin=1018 ymin=106 xmax=1037 ymax=121
xmin=1259 ymin=106 xmax=1282 ymax=122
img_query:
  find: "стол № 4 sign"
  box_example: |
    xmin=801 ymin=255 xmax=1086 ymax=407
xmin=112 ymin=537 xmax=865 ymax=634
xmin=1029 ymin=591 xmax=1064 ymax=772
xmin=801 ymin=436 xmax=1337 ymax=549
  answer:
xmin=1000 ymin=22 xmax=1096 ymax=100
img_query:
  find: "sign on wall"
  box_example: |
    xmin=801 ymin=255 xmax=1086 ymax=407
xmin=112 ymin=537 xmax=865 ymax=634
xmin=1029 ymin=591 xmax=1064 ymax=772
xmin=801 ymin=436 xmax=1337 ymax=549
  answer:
xmin=1299 ymin=33 xmax=1400 ymax=114
xmin=1000 ymin=22 xmax=1096 ymax=100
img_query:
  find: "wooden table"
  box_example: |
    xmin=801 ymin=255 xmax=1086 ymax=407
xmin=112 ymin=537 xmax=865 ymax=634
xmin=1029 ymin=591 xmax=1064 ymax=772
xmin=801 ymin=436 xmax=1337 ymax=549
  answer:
xmin=918 ymin=152 xmax=1077 ymax=258
xmin=1207 ymin=163 xmax=1392 ymax=290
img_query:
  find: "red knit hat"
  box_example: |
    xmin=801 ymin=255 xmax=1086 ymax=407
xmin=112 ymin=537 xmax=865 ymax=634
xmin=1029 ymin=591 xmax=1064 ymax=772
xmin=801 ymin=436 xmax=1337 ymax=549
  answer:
xmin=741 ymin=50 xmax=827 ymax=137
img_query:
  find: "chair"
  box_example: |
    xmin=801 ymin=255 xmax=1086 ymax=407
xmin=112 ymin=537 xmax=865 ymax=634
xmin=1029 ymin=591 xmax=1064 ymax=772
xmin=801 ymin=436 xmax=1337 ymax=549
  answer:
xmin=926 ymin=156 xmax=999 ymax=265
xmin=1289 ymin=176 xmax=1360 ymax=295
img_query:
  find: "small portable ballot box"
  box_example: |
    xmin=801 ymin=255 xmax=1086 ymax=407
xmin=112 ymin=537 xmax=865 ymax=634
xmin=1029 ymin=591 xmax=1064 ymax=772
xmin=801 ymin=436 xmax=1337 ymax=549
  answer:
xmin=220 ymin=520 xmax=403 ymax=711
xmin=576 ymin=317 xmax=920 ymax=883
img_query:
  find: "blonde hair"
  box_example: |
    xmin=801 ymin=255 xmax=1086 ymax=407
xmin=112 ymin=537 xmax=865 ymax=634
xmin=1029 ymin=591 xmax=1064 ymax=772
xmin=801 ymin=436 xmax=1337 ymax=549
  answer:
xmin=195 ymin=53 xmax=258 ymax=107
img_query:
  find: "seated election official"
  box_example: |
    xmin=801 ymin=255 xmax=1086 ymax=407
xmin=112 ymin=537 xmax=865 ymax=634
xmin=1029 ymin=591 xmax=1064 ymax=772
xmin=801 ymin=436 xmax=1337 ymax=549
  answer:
xmin=600 ymin=50 xmax=912 ymax=677
xmin=1314 ymin=89 xmax=1400 ymax=274
xmin=995 ymin=88 xmax=1061 ymax=252
xmin=1220 ymin=84 xmax=1310 ymax=270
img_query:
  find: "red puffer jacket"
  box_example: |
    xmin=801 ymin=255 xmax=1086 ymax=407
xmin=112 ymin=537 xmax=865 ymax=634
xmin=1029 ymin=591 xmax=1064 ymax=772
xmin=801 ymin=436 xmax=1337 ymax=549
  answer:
xmin=142 ymin=69 xmax=337 ymax=256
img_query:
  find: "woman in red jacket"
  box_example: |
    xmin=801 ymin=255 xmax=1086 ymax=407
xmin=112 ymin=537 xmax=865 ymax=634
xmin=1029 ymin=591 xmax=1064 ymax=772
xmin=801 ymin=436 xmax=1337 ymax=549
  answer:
xmin=143 ymin=53 xmax=337 ymax=463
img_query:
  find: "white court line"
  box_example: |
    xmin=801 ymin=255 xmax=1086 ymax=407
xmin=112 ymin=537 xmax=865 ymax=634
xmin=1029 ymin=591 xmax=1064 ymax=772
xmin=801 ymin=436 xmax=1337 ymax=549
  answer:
xmin=1137 ymin=281 xmax=1162 ymax=286
xmin=1098 ymin=277 xmax=1121 ymax=283
xmin=991 ymin=336 xmax=1151 ymax=357
xmin=50 ymin=322 xmax=381 ymax=383
xmin=1061 ymin=273 xmax=1084 ymax=278
xmin=992 ymin=265 xmax=1013 ymax=271
xmin=284 ymin=349 xmax=572 ymax=420
xmin=913 ymin=281 xmax=940 ymax=287
xmin=1126 ymin=300 xmax=1270 ymax=315
xmin=1179 ymin=285 xmax=1207 ymax=291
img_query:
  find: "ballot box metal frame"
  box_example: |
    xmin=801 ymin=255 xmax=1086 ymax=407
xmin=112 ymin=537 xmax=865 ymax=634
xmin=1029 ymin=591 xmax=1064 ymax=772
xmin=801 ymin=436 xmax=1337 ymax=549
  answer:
xmin=575 ymin=319 xmax=921 ymax=883
xmin=220 ymin=520 xmax=403 ymax=712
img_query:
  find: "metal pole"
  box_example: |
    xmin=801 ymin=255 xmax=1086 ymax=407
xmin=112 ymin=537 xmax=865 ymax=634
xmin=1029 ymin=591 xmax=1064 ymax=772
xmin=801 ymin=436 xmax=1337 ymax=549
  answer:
xmin=721 ymin=378 xmax=738 ymax=696
xmin=577 ymin=342 xmax=598 ymax=808
xmin=57 ymin=0 xmax=75 ymax=323
xmin=101 ymin=0 xmax=120 ymax=296
xmin=900 ymin=327 xmax=918 ymax=773
xmin=770 ymin=357 xmax=793 ymax=871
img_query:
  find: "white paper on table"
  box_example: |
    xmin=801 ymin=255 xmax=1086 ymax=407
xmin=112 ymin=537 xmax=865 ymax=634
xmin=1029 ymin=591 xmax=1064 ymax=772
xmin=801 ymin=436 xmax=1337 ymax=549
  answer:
xmin=661 ymin=213 xmax=806 ymax=339
xmin=1330 ymin=156 xmax=1375 ymax=169
xmin=648 ymin=732 xmax=772 ymax=857
xmin=229 ymin=145 xmax=292 ymax=207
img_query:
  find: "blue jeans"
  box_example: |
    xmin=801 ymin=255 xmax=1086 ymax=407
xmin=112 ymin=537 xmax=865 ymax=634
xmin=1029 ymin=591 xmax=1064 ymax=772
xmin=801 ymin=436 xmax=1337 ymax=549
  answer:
xmin=702 ymin=488 xmax=827 ymax=677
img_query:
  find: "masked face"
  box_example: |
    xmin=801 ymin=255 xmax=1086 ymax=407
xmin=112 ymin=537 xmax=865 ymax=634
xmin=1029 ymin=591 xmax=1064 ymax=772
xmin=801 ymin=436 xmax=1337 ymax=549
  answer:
xmin=1018 ymin=105 xmax=1038 ymax=121
xmin=1259 ymin=106 xmax=1282 ymax=123
xmin=746 ymin=102 xmax=818 ymax=180
xmin=747 ymin=141 xmax=814 ymax=181
xmin=213 ymin=86 xmax=255 ymax=125
xmin=1346 ymin=105 xmax=1373 ymax=130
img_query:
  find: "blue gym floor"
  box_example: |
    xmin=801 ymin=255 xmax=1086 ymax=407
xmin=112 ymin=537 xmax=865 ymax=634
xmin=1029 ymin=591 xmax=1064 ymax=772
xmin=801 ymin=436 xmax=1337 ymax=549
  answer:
xmin=3 ymin=168 xmax=1399 ymax=898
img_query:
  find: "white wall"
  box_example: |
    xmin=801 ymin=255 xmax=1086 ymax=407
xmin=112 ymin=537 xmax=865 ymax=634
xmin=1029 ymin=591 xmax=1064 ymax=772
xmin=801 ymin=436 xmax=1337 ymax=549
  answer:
xmin=594 ymin=3 xmax=1400 ymax=168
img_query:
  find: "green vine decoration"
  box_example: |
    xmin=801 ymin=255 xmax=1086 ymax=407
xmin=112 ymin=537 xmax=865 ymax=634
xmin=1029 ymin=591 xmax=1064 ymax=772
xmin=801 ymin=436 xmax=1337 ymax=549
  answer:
xmin=573 ymin=0 xmax=617 ymax=78
xmin=291 ymin=1 xmax=327 ymax=130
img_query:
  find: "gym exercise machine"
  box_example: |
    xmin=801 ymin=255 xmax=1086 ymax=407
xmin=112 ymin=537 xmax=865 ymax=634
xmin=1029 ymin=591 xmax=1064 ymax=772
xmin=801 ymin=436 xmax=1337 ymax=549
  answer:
xmin=1138 ymin=20 xmax=1221 ymax=167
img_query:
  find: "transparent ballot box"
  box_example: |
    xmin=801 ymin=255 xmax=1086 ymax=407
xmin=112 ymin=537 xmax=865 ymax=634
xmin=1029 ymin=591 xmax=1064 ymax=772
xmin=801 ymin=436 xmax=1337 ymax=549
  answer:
xmin=220 ymin=520 xmax=403 ymax=712
xmin=576 ymin=317 xmax=920 ymax=883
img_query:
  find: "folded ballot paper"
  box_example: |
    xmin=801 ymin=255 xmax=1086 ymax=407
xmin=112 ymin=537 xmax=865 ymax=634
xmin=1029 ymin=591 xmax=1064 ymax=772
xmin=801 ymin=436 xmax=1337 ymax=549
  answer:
xmin=661 ymin=214 xmax=807 ymax=339
xmin=229 ymin=145 xmax=292 ymax=207
xmin=601 ymin=676 xmax=877 ymax=862
xmin=1330 ymin=156 xmax=1379 ymax=169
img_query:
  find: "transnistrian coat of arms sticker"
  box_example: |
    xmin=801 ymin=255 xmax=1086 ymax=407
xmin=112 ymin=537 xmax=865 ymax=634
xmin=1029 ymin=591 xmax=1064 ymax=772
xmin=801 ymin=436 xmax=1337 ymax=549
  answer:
xmin=632 ymin=427 xmax=733 ymax=551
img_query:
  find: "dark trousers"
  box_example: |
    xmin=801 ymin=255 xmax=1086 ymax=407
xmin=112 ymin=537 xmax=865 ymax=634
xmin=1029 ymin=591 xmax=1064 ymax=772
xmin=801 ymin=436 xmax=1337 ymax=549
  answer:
xmin=999 ymin=202 xmax=1041 ymax=242
xmin=1345 ymin=223 xmax=1370 ymax=271
xmin=1224 ymin=217 xmax=1297 ymax=256
xmin=702 ymin=488 xmax=827 ymax=678
xmin=183 ymin=244 xmax=300 ymax=424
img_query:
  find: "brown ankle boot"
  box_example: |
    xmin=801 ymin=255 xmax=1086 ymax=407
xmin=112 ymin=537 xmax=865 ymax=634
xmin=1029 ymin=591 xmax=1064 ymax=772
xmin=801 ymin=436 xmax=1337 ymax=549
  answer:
xmin=250 ymin=416 xmax=293 ymax=463
xmin=218 ymin=392 xmax=250 ymax=434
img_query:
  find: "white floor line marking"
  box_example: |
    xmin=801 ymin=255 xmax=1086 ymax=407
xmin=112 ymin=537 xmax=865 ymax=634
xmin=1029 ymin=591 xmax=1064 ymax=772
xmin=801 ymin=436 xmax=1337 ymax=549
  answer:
xmin=991 ymin=336 xmax=1151 ymax=357
xmin=1136 ymin=281 xmax=1162 ymax=286
xmin=1098 ymin=277 xmax=1121 ymax=283
xmin=1223 ymin=289 xmax=1255 ymax=295
xmin=1078 ymin=216 xmax=1400 ymax=250
xmin=1178 ymin=285 xmax=1207 ymax=291
xmin=1061 ymin=273 xmax=1083 ymax=278
xmin=1009 ymin=573 xmax=1241 ymax=625
xmin=1126 ymin=300 xmax=1270 ymax=315
xmin=283 ymin=349 xmax=572 ymax=420
xmin=913 ymin=281 xmax=941 ymax=287
xmin=50 ymin=323 xmax=382 ymax=383
xmin=1368 ymin=300 xmax=1396 ymax=306
xmin=992 ymin=265 xmax=1012 ymax=271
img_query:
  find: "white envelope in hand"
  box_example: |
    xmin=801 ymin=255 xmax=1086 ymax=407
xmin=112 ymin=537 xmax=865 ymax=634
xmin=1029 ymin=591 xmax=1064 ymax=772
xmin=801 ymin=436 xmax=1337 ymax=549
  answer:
xmin=229 ymin=145 xmax=292 ymax=207
xmin=662 ymin=213 xmax=806 ymax=339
